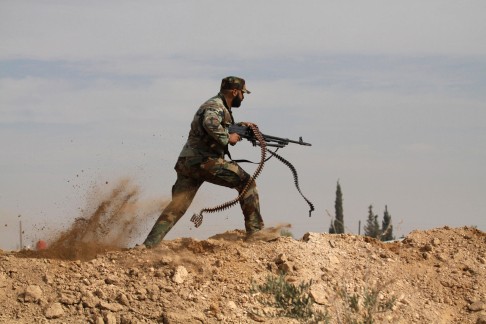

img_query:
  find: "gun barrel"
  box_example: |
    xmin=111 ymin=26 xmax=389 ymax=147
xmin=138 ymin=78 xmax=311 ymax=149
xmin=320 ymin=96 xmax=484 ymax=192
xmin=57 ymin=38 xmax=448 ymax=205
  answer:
xmin=262 ymin=134 xmax=312 ymax=146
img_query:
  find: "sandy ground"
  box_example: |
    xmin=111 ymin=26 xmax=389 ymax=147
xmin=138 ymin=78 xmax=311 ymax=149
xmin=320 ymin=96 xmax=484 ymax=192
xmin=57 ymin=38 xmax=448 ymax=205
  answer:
xmin=1 ymin=225 xmax=485 ymax=323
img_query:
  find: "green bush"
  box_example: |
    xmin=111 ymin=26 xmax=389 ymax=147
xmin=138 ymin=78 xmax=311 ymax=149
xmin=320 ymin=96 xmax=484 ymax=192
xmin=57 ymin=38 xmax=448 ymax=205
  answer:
xmin=338 ymin=284 xmax=397 ymax=324
xmin=251 ymin=274 xmax=329 ymax=323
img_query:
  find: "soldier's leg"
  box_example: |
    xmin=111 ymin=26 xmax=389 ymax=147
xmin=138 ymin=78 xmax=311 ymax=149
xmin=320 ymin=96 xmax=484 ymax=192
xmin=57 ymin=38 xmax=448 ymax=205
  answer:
xmin=240 ymin=180 xmax=264 ymax=234
xmin=143 ymin=173 xmax=201 ymax=247
xmin=199 ymin=158 xmax=264 ymax=234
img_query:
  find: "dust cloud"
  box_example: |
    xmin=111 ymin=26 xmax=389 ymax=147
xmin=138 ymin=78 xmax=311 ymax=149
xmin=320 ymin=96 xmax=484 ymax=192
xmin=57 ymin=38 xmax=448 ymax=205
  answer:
xmin=26 ymin=178 xmax=167 ymax=261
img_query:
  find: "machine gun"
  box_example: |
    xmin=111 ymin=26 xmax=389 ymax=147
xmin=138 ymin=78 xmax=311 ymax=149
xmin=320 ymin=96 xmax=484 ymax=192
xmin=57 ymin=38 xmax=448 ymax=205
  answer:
xmin=228 ymin=124 xmax=312 ymax=148
xmin=190 ymin=123 xmax=315 ymax=229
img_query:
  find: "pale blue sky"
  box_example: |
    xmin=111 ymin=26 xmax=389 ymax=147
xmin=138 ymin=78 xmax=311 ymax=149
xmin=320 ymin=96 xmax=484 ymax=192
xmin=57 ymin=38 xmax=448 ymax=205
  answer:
xmin=1 ymin=1 xmax=485 ymax=250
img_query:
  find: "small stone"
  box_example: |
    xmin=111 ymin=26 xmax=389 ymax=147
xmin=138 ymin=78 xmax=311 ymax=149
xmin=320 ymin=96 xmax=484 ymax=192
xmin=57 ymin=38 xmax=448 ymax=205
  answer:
xmin=275 ymin=253 xmax=288 ymax=264
xmin=104 ymin=311 xmax=117 ymax=324
xmin=309 ymin=287 xmax=328 ymax=305
xmin=99 ymin=301 xmax=124 ymax=312
xmin=42 ymin=274 xmax=53 ymax=284
xmin=117 ymin=293 xmax=130 ymax=306
xmin=60 ymin=293 xmax=79 ymax=305
xmin=172 ymin=266 xmax=188 ymax=284
xmin=227 ymin=300 xmax=237 ymax=310
xmin=22 ymin=285 xmax=43 ymax=303
xmin=44 ymin=302 xmax=64 ymax=319
xmin=431 ymin=238 xmax=441 ymax=246
xmin=210 ymin=303 xmax=220 ymax=315
xmin=105 ymin=275 xmax=118 ymax=285
xmin=81 ymin=291 xmax=99 ymax=308
xmin=469 ymin=301 xmax=486 ymax=312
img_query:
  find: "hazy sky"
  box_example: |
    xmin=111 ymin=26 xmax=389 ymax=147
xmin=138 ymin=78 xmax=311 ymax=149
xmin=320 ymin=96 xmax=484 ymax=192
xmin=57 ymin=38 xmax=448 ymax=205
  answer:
xmin=1 ymin=1 xmax=485 ymax=250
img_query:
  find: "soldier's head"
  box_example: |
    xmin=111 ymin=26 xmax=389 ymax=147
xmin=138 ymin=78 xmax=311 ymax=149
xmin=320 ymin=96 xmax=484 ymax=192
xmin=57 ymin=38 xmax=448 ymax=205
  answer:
xmin=220 ymin=76 xmax=250 ymax=108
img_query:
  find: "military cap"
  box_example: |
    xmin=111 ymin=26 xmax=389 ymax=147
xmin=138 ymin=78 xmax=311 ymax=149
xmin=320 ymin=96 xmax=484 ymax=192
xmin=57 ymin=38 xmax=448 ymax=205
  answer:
xmin=220 ymin=76 xmax=251 ymax=94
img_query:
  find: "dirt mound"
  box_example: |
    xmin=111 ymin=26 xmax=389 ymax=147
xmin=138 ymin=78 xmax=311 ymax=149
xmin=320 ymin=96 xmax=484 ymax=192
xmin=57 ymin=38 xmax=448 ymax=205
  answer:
xmin=0 ymin=226 xmax=485 ymax=323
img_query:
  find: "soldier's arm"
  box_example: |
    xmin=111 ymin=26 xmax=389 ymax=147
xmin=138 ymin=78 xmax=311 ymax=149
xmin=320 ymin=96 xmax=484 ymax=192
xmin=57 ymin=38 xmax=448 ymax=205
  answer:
xmin=202 ymin=107 xmax=229 ymax=146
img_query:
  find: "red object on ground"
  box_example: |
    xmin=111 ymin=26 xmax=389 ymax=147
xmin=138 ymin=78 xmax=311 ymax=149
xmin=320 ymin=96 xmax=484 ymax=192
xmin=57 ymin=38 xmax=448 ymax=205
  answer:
xmin=36 ymin=240 xmax=47 ymax=250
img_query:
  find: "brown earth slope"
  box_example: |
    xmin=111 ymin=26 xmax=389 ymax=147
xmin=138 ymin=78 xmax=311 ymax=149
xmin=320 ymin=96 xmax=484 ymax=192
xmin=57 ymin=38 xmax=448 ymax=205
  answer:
xmin=0 ymin=226 xmax=485 ymax=323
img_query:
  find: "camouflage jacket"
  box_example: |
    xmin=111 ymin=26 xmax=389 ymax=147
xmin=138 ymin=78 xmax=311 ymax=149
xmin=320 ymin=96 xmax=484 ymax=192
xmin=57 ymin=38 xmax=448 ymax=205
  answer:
xmin=179 ymin=93 xmax=235 ymax=160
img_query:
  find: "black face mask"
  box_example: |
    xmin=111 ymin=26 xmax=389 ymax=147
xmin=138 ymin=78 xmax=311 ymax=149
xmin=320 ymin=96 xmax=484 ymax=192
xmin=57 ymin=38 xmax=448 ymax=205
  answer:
xmin=232 ymin=93 xmax=242 ymax=108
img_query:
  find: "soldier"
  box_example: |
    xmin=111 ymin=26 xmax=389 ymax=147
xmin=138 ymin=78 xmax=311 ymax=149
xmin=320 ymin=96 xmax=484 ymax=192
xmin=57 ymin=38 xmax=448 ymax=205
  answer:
xmin=143 ymin=76 xmax=264 ymax=248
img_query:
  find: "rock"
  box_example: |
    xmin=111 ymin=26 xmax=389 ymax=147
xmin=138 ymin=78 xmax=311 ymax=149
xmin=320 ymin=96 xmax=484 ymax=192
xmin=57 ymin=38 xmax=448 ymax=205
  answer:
xmin=117 ymin=293 xmax=130 ymax=306
xmin=209 ymin=303 xmax=220 ymax=315
xmin=431 ymin=238 xmax=441 ymax=246
xmin=42 ymin=274 xmax=53 ymax=284
xmin=60 ymin=293 xmax=80 ymax=305
xmin=22 ymin=285 xmax=43 ymax=303
xmin=104 ymin=311 xmax=117 ymax=324
xmin=227 ymin=300 xmax=237 ymax=310
xmin=81 ymin=291 xmax=100 ymax=308
xmin=309 ymin=287 xmax=328 ymax=305
xmin=44 ymin=302 xmax=64 ymax=319
xmin=7 ymin=267 xmax=18 ymax=277
xmin=275 ymin=253 xmax=288 ymax=264
xmin=105 ymin=275 xmax=118 ymax=285
xmin=469 ymin=301 xmax=486 ymax=312
xmin=99 ymin=301 xmax=124 ymax=312
xmin=172 ymin=266 xmax=188 ymax=284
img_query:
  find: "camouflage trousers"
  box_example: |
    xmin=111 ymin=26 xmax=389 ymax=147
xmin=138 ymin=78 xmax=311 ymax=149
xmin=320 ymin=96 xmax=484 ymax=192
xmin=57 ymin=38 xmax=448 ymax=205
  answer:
xmin=143 ymin=156 xmax=264 ymax=247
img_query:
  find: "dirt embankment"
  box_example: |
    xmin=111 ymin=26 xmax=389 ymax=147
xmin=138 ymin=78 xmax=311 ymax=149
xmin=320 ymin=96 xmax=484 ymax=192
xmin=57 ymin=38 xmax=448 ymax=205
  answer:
xmin=0 ymin=225 xmax=485 ymax=324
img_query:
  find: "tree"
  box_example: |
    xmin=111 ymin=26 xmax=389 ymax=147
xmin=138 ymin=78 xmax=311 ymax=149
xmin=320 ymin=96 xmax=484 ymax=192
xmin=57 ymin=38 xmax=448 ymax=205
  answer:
xmin=381 ymin=205 xmax=395 ymax=241
xmin=364 ymin=205 xmax=380 ymax=238
xmin=334 ymin=180 xmax=344 ymax=233
xmin=328 ymin=180 xmax=344 ymax=234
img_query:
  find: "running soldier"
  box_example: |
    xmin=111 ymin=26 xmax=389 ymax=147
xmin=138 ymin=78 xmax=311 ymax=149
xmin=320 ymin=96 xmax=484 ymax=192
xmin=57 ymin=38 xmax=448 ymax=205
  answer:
xmin=143 ymin=76 xmax=264 ymax=247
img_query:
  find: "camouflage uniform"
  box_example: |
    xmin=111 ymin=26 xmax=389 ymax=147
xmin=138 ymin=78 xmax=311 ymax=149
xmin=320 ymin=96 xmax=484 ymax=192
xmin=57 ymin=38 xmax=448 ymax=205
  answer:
xmin=144 ymin=77 xmax=263 ymax=247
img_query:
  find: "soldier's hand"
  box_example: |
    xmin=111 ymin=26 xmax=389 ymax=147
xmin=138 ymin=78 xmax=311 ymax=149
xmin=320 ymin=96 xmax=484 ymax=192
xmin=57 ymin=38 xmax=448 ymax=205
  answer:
xmin=229 ymin=133 xmax=241 ymax=146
